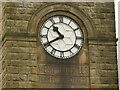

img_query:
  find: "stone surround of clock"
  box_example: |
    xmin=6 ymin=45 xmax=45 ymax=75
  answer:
xmin=30 ymin=3 xmax=91 ymax=87
xmin=0 ymin=2 xmax=118 ymax=89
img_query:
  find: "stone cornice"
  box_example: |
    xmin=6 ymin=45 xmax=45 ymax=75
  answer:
xmin=0 ymin=0 xmax=114 ymax=2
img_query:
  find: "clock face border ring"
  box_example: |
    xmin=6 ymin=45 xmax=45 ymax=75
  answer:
xmin=38 ymin=11 xmax=87 ymax=59
xmin=40 ymin=15 xmax=83 ymax=59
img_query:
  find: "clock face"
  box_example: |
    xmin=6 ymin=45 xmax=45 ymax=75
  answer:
xmin=40 ymin=15 xmax=83 ymax=59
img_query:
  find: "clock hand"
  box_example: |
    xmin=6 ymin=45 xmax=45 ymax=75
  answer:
xmin=53 ymin=26 xmax=64 ymax=38
xmin=45 ymin=36 xmax=63 ymax=47
xmin=44 ymin=37 xmax=61 ymax=47
xmin=48 ymin=34 xmax=64 ymax=44
xmin=43 ymin=31 xmax=64 ymax=47
xmin=49 ymin=37 xmax=60 ymax=44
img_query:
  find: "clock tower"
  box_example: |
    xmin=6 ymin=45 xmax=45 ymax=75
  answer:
xmin=0 ymin=1 xmax=118 ymax=89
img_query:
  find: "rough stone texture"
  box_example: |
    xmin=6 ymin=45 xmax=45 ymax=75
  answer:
xmin=0 ymin=2 xmax=118 ymax=89
xmin=0 ymin=2 xmax=3 ymax=90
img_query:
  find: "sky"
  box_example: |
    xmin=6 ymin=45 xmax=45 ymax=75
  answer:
xmin=114 ymin=0 xmax=119 ymax=89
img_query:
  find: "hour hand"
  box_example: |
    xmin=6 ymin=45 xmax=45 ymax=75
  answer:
xmin=53 ymin=26 xmax=63 ymax=37
xmin=53 ymin=26 xmax=58 ymax=32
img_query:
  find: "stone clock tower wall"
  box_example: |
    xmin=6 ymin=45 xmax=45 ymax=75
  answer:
xmin=0 ymin=1 xmax=118 ymax=89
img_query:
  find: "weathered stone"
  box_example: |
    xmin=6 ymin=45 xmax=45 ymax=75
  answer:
xmin=7 ymin=47 xmax=26 ymax=53
xmin=90 ymin=63 xmax=117 ymax=70
xmin=104 ymin=2 xmax=114 ymax=8
xmin=78 ymin=2 xmax=93 ymax=6
xmin=19 ymin=82 xmax=31 ymax=88
xmin=31 ymin=67 xmax=37 ymax=74
xmin=89 ymin=45 xmax=116 ymax=51
xmin=29 ymin=54 xmax=37 ymax=60
xmin=6 ymin=53 xmax=30 ymax=60
xmin=5 ymin=2 xmax=24 ymax=7
xmin=105 ymin=13 xmax=115 ymax=19
xmin=15 ymin=20 xmax=28 ymax=28
xmin=26 ymin=8 xmax=36 ymax=14
xmin=7 ymin=66 xmax=19 ymax=74
xmin=91 ymin=84 xmax=118 ymax=88
xmin=26 ymin=61 xmax=37 ymax=67
xmin=5 ymin=7 xmax=17 ymax=14
xmin=19 ymin=66 xmax=31 ymax=74
xmin=0 ymin=2 xmax=118 ymax=89
xmin=5 ymin=20 xmax=15 ymax=27
xmin=101 ymin=19 xmax=115 ymax=25
xmin=89 ymin=50 xmax=116 ymax=57
xmin=94 ymin=3 xmax=104 ymax=7
xmin=32 ymin=2 xmax=45 ymax=8
xmin=90 ymin=70 xmax=117 ymax=77
xmin=6 ymin=14 xmax=31 ymax=21
xmin=7 ymin=47 xmax=37 ymax=54
xmin=8 ymin=74 xmax=20 ymax=81
xmin=17 ymin=8 xmax=26 ymax=14
xmin=28 ymin=74 xmax=37 ymax=82
xmin=0 ymin=73 xmax=2 ymax=89
xmin=8 ymin=60 xmax=22 ymax=66
xmin=5 ymin=41 xmax=37 ymax=47
xmin=90 ymin=77 xmax=118 ymax=84
xmin=19 ymin=74 xmax=28 ymax=81
xmin=94 ymin=19 xmax=101 ymax=25
xmin=23 ymin=2 xmax=34 ymax=8
xmin=90 ymin=57 xmax=117 ymax=64
xmin=6 ymin=81 xmax=19 ymax=88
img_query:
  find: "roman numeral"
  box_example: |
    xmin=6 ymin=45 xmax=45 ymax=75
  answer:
xmin=43 ymin=42 xmax=50 ymax=48
xmin=40 ymin=35 xmax=47 ymax=38
xmin=74 ymin=27 xmax=79 ymax=31
xmin=50 ymin=18 xmax=55 ymax=24
xmin=76 ymin=36 xmax=83 ymax=40
xmin=50 ymin=49 xmax=56 ymax=55
xmin=60 ymin=52 xmax=64 ymax=58
xmin=43 ymin=26 xmax=49 ymax=29
xmin=67 ymin=19 xmax=71 ymax=25
xmin=74 ymin=43 xmax=80 ymax=49
xmin=59 ymin=16 xmax=63 ymax=23
xmin=69 ymin=50 xmax=73 ymax=54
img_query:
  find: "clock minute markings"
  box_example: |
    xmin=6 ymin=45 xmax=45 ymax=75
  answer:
xmin=50 ymin=18 xmax=55 ymax=24
xmin=40 ymin=34 xmax=47 ymax=38
xmin=74 ymin=43 xmax=80 ymax=49
xmin=74 ymin=27 xmax=79 ymax=31
xmin=43 ymin=41 xmax=50 ymax=48
xmin=69 ymin=49 xmax=74 ymax=55
xmin=76 ymin=36 xmax=83 ymax=40
xmin=50 ymin=49 xmax=56 ymax=55
xmin=68 ymin=19 xmax=72 ymax=25
xmin=59 ymin=16 xmax=63 ymax=23
xmin=60 ymin=52 xmax=64 ymax=58
xmin=43 ymin=25 xmax=49 ymax=30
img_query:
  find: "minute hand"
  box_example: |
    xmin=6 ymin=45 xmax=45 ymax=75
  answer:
xmin=49 ymin=37 xmax=61 ymax=44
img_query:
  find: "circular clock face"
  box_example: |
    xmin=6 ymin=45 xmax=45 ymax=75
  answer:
xmin=40 ymin=16 xmax=83 ymax=59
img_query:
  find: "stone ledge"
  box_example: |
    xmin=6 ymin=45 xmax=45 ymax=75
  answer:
xmin=0 ymin=0 xmax=114 ymax=2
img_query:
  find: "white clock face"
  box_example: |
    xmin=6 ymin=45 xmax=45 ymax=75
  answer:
xmin=40 ymin=16 xmax=83 ymax=59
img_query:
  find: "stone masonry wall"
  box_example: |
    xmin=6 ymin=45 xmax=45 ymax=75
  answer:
xmin=0 ymin=2 xmax=3 ymax=90
xmin=2 ymin=2 xmax=39 ymax=88
xmin=86 ymin=2 xmax=118 ymax=88
xmin=1 ymin=2 xmax=118 ymax=88
xmin=82 ymin=2 xmax=117 ymax=88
